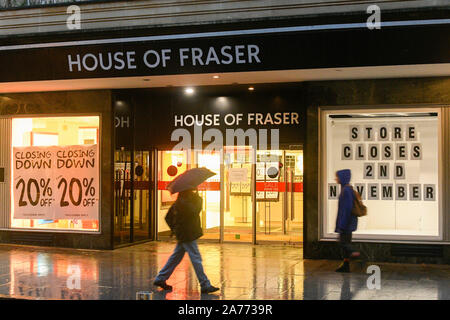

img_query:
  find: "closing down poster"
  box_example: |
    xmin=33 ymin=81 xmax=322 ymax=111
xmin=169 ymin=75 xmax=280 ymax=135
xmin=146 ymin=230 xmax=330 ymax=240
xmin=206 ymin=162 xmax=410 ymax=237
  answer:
xmin=13 ymin=145 xmax=99 ymax=220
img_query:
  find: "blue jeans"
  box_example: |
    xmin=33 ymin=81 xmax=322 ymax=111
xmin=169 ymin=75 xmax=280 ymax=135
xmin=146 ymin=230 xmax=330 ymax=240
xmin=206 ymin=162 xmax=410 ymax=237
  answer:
xmin=155 ymin=240 xmax=211 ymax=289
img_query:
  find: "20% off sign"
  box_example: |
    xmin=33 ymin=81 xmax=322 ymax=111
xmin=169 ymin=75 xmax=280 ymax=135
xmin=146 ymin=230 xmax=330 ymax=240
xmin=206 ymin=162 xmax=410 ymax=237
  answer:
xmin=13 ymin=145 xmax=99 ymax=220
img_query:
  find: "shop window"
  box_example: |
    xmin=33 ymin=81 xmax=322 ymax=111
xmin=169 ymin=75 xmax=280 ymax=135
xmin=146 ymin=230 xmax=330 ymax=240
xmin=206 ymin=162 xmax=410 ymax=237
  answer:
xmin=10 ymin=116 xmax=100 ymax=232
xmin=322 ymin=110 xmax=441 ymax=239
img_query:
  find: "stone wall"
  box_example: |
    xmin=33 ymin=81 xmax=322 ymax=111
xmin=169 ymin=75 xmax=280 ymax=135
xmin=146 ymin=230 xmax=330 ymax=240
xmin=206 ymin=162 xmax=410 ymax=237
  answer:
xmin=1 ymin=0 xmax=448 ymax=37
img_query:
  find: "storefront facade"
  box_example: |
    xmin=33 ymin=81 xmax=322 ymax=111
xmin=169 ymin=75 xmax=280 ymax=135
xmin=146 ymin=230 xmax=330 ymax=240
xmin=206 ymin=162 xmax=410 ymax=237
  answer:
xmin=112 ymin=85 xmax=305 ymax=246
xmin=0 ymin=3 xmax=449 ymax=262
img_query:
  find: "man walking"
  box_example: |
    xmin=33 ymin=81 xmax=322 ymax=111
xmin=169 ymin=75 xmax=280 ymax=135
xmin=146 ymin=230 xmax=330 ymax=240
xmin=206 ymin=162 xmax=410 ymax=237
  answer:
xmin=153 ymin=188 xmax=219 ymax=294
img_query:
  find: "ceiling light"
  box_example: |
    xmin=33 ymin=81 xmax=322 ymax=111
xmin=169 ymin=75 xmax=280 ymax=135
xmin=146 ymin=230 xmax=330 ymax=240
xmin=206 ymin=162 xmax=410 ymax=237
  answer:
xmin=248 ymin=86 xmax=255 ymax=91
xmin=213 ymin=75 xmax=220 ymax=79
xmin=184 ymin=87 xmax=195 ymax=95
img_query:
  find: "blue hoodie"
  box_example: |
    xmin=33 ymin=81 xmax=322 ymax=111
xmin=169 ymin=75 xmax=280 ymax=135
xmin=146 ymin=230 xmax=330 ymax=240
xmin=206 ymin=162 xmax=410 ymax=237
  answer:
xmin=335 ymin=169 xmax=358 ymax=233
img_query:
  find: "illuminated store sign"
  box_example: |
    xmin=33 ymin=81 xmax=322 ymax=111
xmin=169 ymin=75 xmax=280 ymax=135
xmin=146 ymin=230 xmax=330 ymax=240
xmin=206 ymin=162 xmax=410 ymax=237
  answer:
xmin=170 ymin=112 xmax=301 ymax=154
xmin=2 ymin=24 xmax=448 ymax=83
xmin=174 ymin=112 xmax=299 ymax=127
xmin=67 ymin=45 xmax=261 ymax=72
xmin=114 ymin=89 xmax=306 ymax=150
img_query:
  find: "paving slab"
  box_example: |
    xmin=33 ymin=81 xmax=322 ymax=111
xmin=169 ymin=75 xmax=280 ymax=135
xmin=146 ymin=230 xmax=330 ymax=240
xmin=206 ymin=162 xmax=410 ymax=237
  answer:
xmin=0 ymin=242 xmax=447 ymax=300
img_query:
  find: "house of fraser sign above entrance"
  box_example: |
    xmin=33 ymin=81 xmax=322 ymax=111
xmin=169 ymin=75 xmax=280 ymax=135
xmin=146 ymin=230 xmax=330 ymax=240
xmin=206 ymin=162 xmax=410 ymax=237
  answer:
xmin=1 ymin=23 xmax=449 ymax=82
xmin=68 ymin=45 xmax=261 ymax=72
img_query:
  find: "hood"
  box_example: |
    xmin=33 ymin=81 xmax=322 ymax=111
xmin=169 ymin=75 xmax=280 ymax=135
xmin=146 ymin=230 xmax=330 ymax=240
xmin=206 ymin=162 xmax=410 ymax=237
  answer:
xmin=336 ymin=169 xmax=351 ymax=185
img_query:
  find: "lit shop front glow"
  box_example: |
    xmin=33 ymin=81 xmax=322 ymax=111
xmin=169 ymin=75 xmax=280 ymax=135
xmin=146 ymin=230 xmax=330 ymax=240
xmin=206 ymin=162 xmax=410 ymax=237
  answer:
xmin=156 ymin=148 xmax=303 ymax=243
xmin=321 ymin=110 xmax=441 ymax=240
xmin=11 ymin=116 xmax=100 ymax=232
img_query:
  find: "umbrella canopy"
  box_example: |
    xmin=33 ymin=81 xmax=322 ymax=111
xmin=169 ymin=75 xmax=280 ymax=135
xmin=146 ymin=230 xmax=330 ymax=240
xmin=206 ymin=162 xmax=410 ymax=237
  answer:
xmin=167 ymin=167 xmax=216 ymax=194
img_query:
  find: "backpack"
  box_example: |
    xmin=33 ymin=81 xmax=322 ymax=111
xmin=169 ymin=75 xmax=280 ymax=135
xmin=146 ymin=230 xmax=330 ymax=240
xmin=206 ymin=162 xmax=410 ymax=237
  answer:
xmin=350 ymin=187 xmax=367 ymax=217
xmin=164 ymin=204 xmax=177 ymax=237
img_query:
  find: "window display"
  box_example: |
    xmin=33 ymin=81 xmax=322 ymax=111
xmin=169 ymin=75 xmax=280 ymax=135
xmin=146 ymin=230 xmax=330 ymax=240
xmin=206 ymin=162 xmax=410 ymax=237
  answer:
xmin=11 ymin=116 xmax=100 ymax=232
xmin=322 ymin=110 xmax=441 ymax=239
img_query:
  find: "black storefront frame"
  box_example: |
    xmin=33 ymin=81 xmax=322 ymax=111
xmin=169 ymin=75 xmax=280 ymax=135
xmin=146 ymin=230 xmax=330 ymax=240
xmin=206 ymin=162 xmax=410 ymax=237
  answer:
xmin=112 ymin=92 xmax=156 ymax=248
xmin=115 ymin=84 xmax=307 ymax=246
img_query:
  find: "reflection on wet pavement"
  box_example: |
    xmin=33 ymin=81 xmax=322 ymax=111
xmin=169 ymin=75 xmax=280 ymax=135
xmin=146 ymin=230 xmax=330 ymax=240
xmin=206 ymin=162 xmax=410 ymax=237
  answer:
xmin=0 ymin=241 xmax=448 ymax=300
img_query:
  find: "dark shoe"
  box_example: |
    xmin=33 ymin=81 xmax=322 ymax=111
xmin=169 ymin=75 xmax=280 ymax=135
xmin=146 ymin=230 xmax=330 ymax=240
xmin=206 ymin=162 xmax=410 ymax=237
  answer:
xmin=201 ymin=286 xmax=220 ymax=294
xmin=335 ymin=262 xmax=350 ymax=273
xmin=153 ymin=280 xmax=173 ymax=291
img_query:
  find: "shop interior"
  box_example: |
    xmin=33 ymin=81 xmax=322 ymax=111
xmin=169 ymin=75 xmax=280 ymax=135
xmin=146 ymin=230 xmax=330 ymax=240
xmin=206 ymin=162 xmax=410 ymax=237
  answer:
xmin=157 ymin=146 xmax=303 ymax=243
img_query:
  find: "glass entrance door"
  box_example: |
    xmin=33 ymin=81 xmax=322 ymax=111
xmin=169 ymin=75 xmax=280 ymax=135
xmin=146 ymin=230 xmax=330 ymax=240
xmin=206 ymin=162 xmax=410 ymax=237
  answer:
xmin=114 ymin=149 xmax=153 ymax=246
xmin=284 ymin=150 xmax=304 ymax=242
xmin=195 ymin=150 xmax=221 ymax=240
xmin=255 ymin=148 xmax=303 ymax=243
xmin=156 ymin=150 xmax=221 ymax=240
xmin=223 ymin=146 xmax=254 ymax=242
xmin=133 ymin=151 xmax=152 ymax=242
xmin=114 ymin=149 xmax=132 ymax=245
xmin=155 ymin=146 xmax=303 ymax=244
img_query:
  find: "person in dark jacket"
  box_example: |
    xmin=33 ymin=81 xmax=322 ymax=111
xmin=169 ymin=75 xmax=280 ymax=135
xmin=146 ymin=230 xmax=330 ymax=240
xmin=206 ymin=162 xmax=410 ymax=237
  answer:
xmin=153 ymin=189 xmax=219 ymax=294
xmin=335 ymin=169 xmax=360 ymax=273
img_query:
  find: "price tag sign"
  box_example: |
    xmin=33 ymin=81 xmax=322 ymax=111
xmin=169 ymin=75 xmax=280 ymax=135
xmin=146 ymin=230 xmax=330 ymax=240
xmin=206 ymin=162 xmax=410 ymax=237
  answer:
xmin=13 ymin=145 xmax=99 ymax=220
xmin=229 ymin=167 xmax=248 ymax=182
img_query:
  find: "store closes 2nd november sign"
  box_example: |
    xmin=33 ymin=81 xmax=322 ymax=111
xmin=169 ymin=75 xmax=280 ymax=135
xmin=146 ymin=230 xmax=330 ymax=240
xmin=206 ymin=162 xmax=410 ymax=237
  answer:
xmin=328 ymin=123 xmax=437 ymax=201
xmin=13 ymin=145 xmax=99 ymax=220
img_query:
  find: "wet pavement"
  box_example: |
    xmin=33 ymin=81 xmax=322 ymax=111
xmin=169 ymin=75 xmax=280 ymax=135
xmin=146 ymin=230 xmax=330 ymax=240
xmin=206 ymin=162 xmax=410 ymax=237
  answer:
xmin=0 ymin=241 xmax=448 ymax=300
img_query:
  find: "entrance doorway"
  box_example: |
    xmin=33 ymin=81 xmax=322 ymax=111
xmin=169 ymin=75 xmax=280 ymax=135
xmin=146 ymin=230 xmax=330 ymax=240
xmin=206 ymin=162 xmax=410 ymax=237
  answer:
xmin=114 ymin=149 xmax=154 ymax=245
xmin=156 ymin=149 xmax=221 ymax=241
xmin=255 ymin=149 xmax=303 ymax=243
xmin=222 ymin=146 xmax=254 ymax=242
xmin=156 ymin=146 xmax=303 ymax=244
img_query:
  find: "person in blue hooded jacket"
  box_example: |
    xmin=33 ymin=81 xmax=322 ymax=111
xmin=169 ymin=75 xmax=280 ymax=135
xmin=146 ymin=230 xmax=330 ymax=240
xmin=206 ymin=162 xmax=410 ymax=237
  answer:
xmin=335 ymin=169 xmax=360 ymax=273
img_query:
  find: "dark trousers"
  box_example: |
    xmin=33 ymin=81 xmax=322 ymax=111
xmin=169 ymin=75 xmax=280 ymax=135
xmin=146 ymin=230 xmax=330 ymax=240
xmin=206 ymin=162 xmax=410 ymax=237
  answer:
xmin=339 ymin=232 xmax=354 ymax=259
